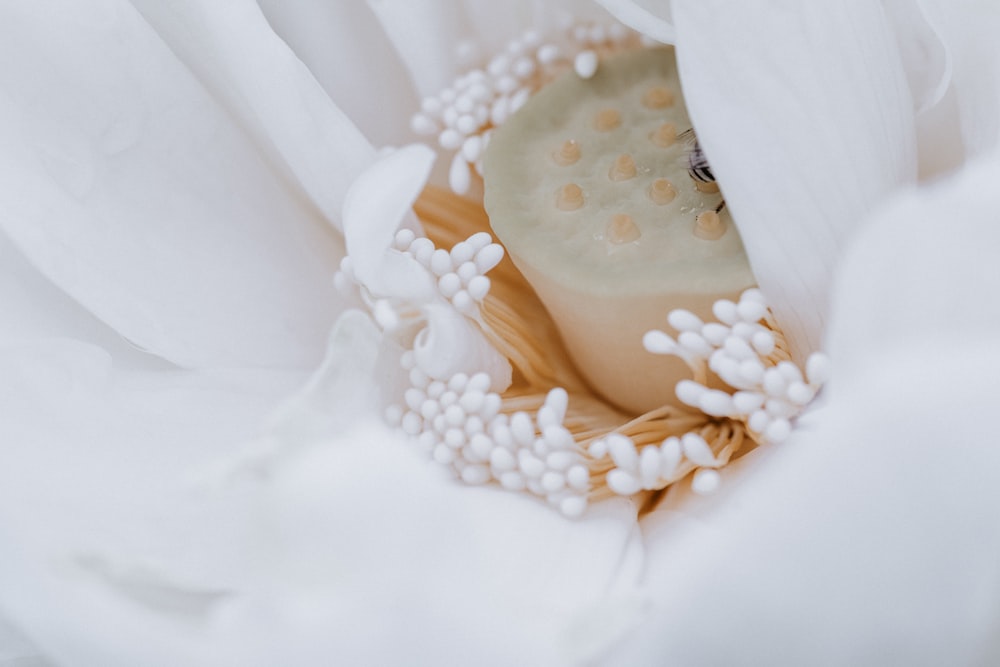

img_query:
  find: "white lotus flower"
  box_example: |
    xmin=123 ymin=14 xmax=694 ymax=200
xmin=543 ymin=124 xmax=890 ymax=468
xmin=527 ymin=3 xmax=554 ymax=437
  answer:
xmin=1 ymin=1 xmax=998 ymax=665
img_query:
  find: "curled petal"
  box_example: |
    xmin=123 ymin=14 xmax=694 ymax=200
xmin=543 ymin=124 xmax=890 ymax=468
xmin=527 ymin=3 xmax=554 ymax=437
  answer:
xmin=413 ymin=304 xmax=512 ymax=392
xmin=343 ymin=144 xmax=436 ymax=301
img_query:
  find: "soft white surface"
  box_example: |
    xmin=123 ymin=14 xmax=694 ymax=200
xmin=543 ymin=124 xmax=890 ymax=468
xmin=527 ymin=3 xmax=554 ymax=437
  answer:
xmin=0 ymin=1 xmax=998 ymax=665
xmin=0 ymin=1 xmax=347 ymax=369
xmin=606 ymin=151 xmax=1000 ymax=666
xmin=672 ymin=1 xmax=917 ymax=361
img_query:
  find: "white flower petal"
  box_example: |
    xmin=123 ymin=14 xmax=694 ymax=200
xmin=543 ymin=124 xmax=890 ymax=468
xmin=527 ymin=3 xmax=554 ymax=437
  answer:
xmin=342 ymin=144 xmax=437 ymax=301
xmin=413 ymin=304 xmax=512 ymax=392
xmin=0 ymin=231 xmax=162 ymax=370
xmin=593 ymin=0 xmax=676 ymax=44
xmin=883 ymin=0 xmax=951 ymax=114
xmin=132 ymin=0 xmax=378 ymax=231
xmin=612 ymin=155 xmax=1000 ymax=663
xmin=0 ymin=2 xmax=348 ymax=368
xmin=829 ymin=153 xmax=1000 ymax=379
xmin=366 ymin=0 xmax=473 ymax=97
xmin=674 ymin=1 xmax=918 ymax=359
xmin=256 ymin=0 xmax=419 ymax=147
xmin=0 ymin=615 xmax=43 ymax=665
xmin=0 ymin=339 xmax=309 ymax=665
xmin=919 ymin=0 xmax=1000 ymax=157
xmin=224 ymin=421 xmax=642 ymax=666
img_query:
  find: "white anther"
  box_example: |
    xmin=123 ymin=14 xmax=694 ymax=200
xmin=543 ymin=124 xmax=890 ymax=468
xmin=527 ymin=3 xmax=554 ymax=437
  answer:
xmin=495 ymin=75 xmax=518 ymax=95
xmin=567 ymin=464 xmax=590 ymax=491
xmin=518 ymin=449 xmax=545 ymax=478
xmin=806 ymin=352 xmax=832 ymax=386
xmin=607 ymin=469 xmax=641 ymax=496
xmin=420 ymin=399 xmax=440 ymax=421
xmin=461 ymin=135 xmax=483 ymax=162
xmin=751 ymin=330 xmax=776 ymax=356
xmin=668 ymin=309 xmax=704 ymax=333
xmin=430 ymin=248 xmax=453 ymax=276
xmin=456 ymin=260 xmax=478 ymax=284
xmin=692 ymin=469 xmax=721 ymax=495
xmin=643 ymin=330 xmax=678 ymax=355
xmin=490 ymin=96 xmax=510 ymax=126
xmin=456 ymin=114 xmax=478 ymax=136
xmin=536 ymin=43 xmax=560 ymax=65
xmin=487 ymin=54 xmax=510 ymax=77
xmin=545 ymin=387 xmax=568 ymax=422
xmin=409 ymin=237 xmax=434 ymax=265
xmin=454 ymin=94 xmax=475 ymax=114
xmin=675 ymin=379 xmax=705 ymax=407
xmin=607 ymin=433 xmax=638 ymax=470
xmin=509 ymin=87 xmax=531 ymax=113
xmin=639 ymin=446 xmax=662 ymax=489
xmin=546 ymin=450 xmax=576 ymax=471
xmin=574 ymin=50 xmax=599 ymax=78
xmin=543 ymin=425 xmax=574 ymax=451
xmin=461 ymin=464 xmax=491 ymax=485
xmin=439 ymin=128 xmax=463 ymax=150
xmin=589 ymin=438 xmax=608 ymax=459
xmin=702 ymin=322 xmax=730 ymax=346
xmin=541 ymin=471 xmax=566 ymax=493
xmin=444 ymin=427 xmax=465 ymax=448
xmin=421 ymin=96 xmax=443 ymax=116
xmin=438 ymin=273 xmax=461 ymax=298
xmin=500 ymin=471 xmax=526 ymax=491
xmin=469 ymin=433 xmax=495 ymax=461
xmin=452 ymin=290 xmax=475 ymax=314
xmin=467 ymin=275 xmax=491 ymax=301
xmin=777 ymin=361 xmax=804 ymax=383
xmin=490 ymin=446 xmax=516 ymax=471
xmin=512 ymin=56 xmax=536 ymax=79
xmin=764 ymin=418 xmax=792 ymax=443
xmin=660 ymin=437 xmax=682 ymax=478
xmin=723 ymin=336 xmax=756 ymax=361
xmin=681 ymin=433 xmax=717 ymax=467
xmin=560 ymin=496 xmax=587 ymax=518
xmin=511 ymin=411 xmax=534 ymax=447
xmin=474 ymin=243 xmax=505 ymax=273
xmin=449 ymin=153 xmax=472 ymax=195
xmin=737 ymin=298 xmax=767 ymax=323
xmin=699 ymin=389 xmax=735 ymax=418
xmin=738 ymin=358 xmax=765 ymax=385
xmin=409 ymin=367 xmax=429 ymax=389
xmin=763 ymin=368 xmax=787 ymax=397
xmin=786 ymin=381 xmax=814 ymax=406
xmin=678 ymin=331 xmax=713 ymax=358
xmin=712 ymin=299 xmax=739 ymax=325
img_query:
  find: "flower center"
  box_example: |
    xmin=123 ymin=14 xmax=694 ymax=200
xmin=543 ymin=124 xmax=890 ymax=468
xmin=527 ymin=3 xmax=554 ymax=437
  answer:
xmin=372 ymin=21 xmax=831 ymax=518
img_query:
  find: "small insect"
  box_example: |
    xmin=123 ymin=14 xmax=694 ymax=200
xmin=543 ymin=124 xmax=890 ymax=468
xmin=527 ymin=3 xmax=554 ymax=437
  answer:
xmin=678 ymin=128 xmax=717 ymax=190
xmin=679 ymin=128 xmax=725 ymax=214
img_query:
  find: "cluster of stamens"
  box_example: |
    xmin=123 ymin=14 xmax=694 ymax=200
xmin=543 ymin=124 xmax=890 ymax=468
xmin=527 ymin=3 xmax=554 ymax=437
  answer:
xmin=410 ymin=20 xmax=642 ymax=195
xmin=590 ymin=431 xmax=724 ymax=498
xmin=643 ymin=288 xmax=831 ymax=444
xmin=391 ymin=229 xmax=504 ymax=316
xmin=388 ymin=376 xmax=592 ymax=517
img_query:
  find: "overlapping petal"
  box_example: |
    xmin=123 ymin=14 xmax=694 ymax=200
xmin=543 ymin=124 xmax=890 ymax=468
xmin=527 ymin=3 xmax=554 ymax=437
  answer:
xmin=672 ymin=1 xmax=917 ymax=359
xmin=919 ymin=0 xmax=1000 ymax=157
xmin=0 ymin=1 xmax=351 ymax=368
xmin=607 ymin=152 xmax=1000 ymax=665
